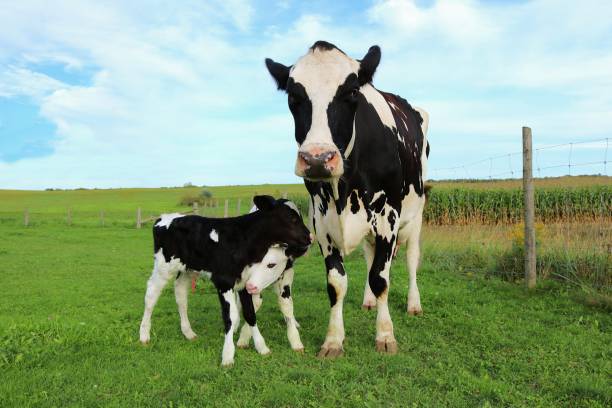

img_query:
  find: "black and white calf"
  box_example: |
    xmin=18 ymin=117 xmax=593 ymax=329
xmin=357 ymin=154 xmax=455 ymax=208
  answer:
xmin=235 ymin=202 xmax=305 ymax=352
xmin=138 ymin=196 xmax=311 ymax=366
xmin=266 ymin=41 xmax=430 ymax=357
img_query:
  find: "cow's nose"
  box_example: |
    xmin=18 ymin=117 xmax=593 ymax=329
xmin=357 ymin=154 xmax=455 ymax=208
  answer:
xmin=246 ymin=282 xmax=258 ymax=294
xmin=298 ymin=150 xmax=338 ymax=178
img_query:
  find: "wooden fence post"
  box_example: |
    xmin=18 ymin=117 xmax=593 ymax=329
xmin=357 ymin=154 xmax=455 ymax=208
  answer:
xmin=282 ymin=192 xmax=288 ymax=199
xmin=24 ymin=209 xmax=29 ymax=227
xmin=67 ymin=208 xmax=72 ymax=226
xmin=224 ymin=199 xmax=229 ymax=218
xmin=100 ymin=210 xmax=105 ymax=227
xmin=136 ymin=207 xmax=142 ymax=229
xmin=523 ymin=126 xmax=536 ymax=289
xmin=193 ymin=202 xmax=199 ymax=215
xmin=236 ymin=198 xmax=241 ymax=215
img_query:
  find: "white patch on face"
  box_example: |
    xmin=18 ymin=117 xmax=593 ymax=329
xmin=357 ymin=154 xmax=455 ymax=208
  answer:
xmin=249 ymin=204 xmax=258 ymax=214
xmin=291 ymin=47 xmax=359 ymax=149
xmin=242 ymin=245 xmax=289 ymax=294
xmin=209 ymin=229 xmax=219 ymax=242
xmin=155 ymin=213 xmax=184 ymax=229
xmin=283 ymin=200 xmax=299 ymax=215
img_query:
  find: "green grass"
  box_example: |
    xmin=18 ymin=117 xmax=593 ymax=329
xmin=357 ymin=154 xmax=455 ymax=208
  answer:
xmin=1 ymin=224 xmax=610 ymax=407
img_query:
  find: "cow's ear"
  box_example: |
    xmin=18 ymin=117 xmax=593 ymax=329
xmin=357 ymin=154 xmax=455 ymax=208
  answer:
xmin=253 ymin=195 xmax=277 ymax=211
xmin=265 ymin=58 xmax=291 ymax=91
xmin=358 ymin=45 xmax=381 ymax=86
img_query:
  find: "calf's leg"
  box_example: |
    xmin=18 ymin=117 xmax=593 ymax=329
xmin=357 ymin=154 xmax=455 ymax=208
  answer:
xmin=273 ymin=267 xmax=304 ymax=351
xmin=174 ymin=271 xmax=197 ymax=340
xmin=139 ymin=260 xmax=177 ymax=344
xmin=237 ymin=289 xmax=270 ymax=355
xmin=218 ymin=289 xmax=240 ymax=366
xmin=236 ymin=293 xmax=262 ymax=348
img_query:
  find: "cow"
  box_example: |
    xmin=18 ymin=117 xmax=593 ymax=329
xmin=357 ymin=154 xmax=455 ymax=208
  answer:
xmin=138 ymin=195 xmax=312 ymax=366
xmin=265 ymin=41 xmax=430 ymax=357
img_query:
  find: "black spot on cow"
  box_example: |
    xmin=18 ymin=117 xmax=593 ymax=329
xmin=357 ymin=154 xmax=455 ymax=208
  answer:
xmin=350 ymin=191 xmax=360 ymax=214
xmin=281 ymin=285 xmax=291 ymax=299
xmin=327 ymin=245 xmax=332 ymax=252
xmin=311 ymin=40 xmax=344 ymax=53
xmin=426 ymin=141 xmax=430 ymax=158
xmin=327 ymin=283 xmax=337 ymax=307
xmin=324 ymin=247 xmax=345 ymax=276
xmin=326 ymin=234 xmax=332 ymax=244
xmin=370 ymin=193 xmax=386 ymax=213
xmin=387 ymin=210 xmax=396 ymax=231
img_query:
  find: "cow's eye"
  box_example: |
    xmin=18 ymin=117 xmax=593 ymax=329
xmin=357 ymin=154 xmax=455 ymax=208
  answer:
xmin=350 ymin=88 xmax=359 ymax=98
xmin=267 ymin=263 xmax=277 ymax=268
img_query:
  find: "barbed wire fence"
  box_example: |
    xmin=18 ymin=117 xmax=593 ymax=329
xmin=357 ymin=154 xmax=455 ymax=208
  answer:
xmin=430 ymin=137 xmax=609 ymax=181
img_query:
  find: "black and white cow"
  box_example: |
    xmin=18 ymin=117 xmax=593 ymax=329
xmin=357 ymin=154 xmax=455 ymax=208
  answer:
xmin=265 ymin=41 xmax=430 ymax=357
xmin=138 ymin=195 xmax=311 ymax=366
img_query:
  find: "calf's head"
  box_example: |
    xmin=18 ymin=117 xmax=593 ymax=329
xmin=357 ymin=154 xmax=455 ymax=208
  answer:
xmin=266 ymin=41 xmax=381 ymax=181
xmin=244 ymin=244 xmax=290 ymax=295
xmin=253 ymin=195 xmax=312 ymax=252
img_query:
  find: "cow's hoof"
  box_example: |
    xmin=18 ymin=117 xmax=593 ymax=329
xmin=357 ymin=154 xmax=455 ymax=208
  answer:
xmin=183 ymin=331 xmax=197 ymax=341
xmin=221 ymin=360 xmax=234 ymax=368
xmin=293 ymin=347 xmax=305 ymax=354
xmin=317 ymin=345 xmax=344 ymax=359
xmin=375 ymin=339 xmax=398 ymax=354
xmin=139 ymin=336 xmax=150 ymax=345
xmin=257 ymin=346 xmax=271 ymax=356
xmin=237 ymin=342 xmax=250 ymax=349
xmin=361 ymin=304 xmax=376 ymax=310
xmin=407 ymin=307 xmax=423 ymax=316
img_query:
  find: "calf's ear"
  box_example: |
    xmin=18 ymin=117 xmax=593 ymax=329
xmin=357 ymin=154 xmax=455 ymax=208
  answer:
xmin=253 ymin=195 xmax=277 ymax=211
xmin=265 ymin=58 xmax=291 ymax=91
xmin=357 ymin=45 xmax=381 ymax=86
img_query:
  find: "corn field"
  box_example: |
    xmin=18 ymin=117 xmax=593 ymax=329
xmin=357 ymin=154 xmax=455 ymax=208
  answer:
xmin=290 ymin=185 xmax=612 ymax=225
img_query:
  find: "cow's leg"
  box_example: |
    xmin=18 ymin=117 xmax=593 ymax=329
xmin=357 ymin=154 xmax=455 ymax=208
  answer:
xmin=406 ymin=215 xmax=423 ymax=315
xmin=237 ymin=289 xmax=270 ymax=355
xmin=361 ymin=240 xmax=377 ymax=310
xmin=273 ymin=267 xmax=304 ymax=352
xmin=318 ymin=247 xmax=347 ymax=358
xmin=139 ymin=261 xmax=176 ymax=344
xmin=237 ymin=293 xmax=262 ymax=348
xmin=218 ymin=288 xmax=240 ymax=367
xmin=174 ymin=271 xmax=197 ymax=340
xmin=369 ymin=236 xmax=398 ymax=354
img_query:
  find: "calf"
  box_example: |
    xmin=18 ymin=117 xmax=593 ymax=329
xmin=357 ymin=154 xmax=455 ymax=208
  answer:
xmin=138 ymin=195 xmax=311 ymax=366
xmin=235 ymin=202 xmax=305 ymax=352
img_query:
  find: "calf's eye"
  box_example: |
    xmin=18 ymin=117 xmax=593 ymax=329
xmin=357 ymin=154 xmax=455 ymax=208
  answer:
xmin=267 ymin=263 xmax=277 ymax=268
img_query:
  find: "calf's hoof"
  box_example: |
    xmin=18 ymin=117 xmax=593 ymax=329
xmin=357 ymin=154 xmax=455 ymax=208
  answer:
xmin=317 ymin=344 xmax=344 ymax=359
xmin=361 ymin=304 xmax=376 ymax=310
xmin=375 ymin=339 xmax=398 ymax=355
xmin=407 ymin=307 xmax=423 ymax=316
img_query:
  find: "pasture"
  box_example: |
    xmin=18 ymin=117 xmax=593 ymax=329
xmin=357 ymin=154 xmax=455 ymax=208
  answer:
xmin=0 ymin=182 xmax=610 ymax=407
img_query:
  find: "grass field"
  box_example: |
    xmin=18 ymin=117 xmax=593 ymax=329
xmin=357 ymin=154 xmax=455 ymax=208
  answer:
xmin=0 ymin=180 xmax=610 ymax=406
xmin=1 ymin=224 xmax=611 ymax=407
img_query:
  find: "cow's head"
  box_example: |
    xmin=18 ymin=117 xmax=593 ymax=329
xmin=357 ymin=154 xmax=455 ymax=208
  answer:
xmin=266 ymin=41 xmax=381 ymax=181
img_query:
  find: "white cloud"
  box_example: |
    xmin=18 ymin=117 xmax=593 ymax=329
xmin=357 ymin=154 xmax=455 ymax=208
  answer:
xmin=0 ymin=0 xmax=610 ymax=188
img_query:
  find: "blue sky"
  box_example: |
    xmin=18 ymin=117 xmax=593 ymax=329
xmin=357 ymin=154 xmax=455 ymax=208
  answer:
xmin=0 ymin=0 xmax=610 ymax=189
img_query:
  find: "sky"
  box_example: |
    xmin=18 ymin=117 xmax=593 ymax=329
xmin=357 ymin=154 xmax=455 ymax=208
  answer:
xmin=0 ymin=0 xmax=610 ymax=189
